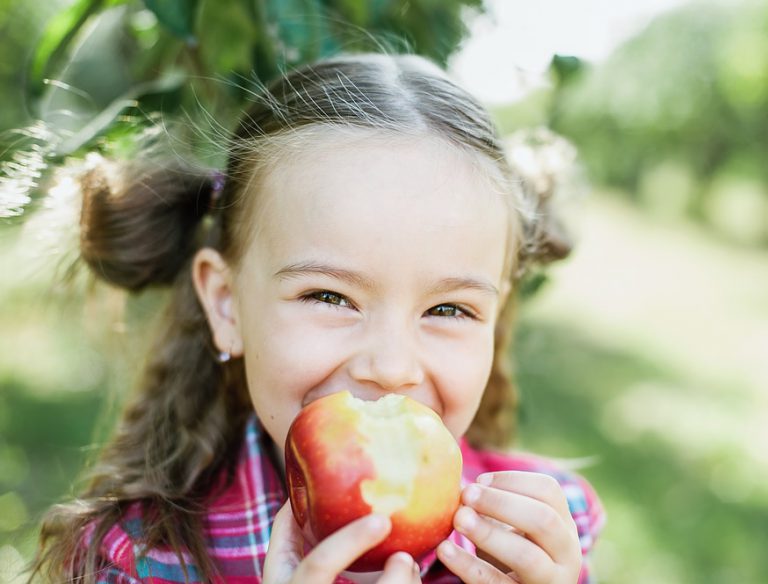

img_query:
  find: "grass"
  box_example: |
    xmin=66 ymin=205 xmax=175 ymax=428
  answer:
xmin=1 ymin=193 xmax=766 ymax=583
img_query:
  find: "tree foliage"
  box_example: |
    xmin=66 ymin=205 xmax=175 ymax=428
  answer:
xmin=0 ymin=0 xmax=485 ymax=218
xmin=550 ymin=0 xmax=768 ymax=244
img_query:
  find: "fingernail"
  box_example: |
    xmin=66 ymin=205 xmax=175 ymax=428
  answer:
xmin=454 ymin=506 xmax=477 ymax=533
xmin=477 ymin=473 xmax=492 ymax=486
xmin=463 ymin=484 xmax=481 ymax=505
xmin=438 ymin=540 xmax=455 ymax=559
xmin=392 ymin=551 xmax=413 ymax=566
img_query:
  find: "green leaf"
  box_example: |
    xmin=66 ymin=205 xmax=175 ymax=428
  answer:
xmin=29 ymin=0 xmax=107 ymax=96
xmin=260 ymin=0 xmax=340 ymax=68
xmin=550 ymin=54 xmax=585 ymax=87
xmin=197 ymin=0 xmax=258 ymax=77
xmin=144 ymin=0 xmax=199 ymax=43
xmin=266 ymin=0 xmax=319 ymax=64
xmin=53 ymin=70 xmax=186 ymax=156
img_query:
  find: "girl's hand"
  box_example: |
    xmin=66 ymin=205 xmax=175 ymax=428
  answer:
xmin=263 ymin=501 xmax=422 ymax=584
xmin=436 ymin=472 xmax=582 ymax=584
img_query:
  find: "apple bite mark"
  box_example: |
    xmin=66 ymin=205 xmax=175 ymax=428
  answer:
xmin=355 ymin=394 xmax=423 ymax=516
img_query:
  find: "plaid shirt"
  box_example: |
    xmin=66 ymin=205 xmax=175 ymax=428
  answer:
xmin=87 ymin=415 xmax=604 ymax=583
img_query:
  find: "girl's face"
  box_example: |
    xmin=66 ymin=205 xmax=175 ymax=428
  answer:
xmin=195 ymin=132 xmax=511 ymax=454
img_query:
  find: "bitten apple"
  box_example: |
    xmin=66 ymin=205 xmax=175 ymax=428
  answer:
xmin=284 ymin=391 xmax=463 ymax=572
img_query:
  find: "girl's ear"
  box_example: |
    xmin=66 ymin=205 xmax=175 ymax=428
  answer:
xmin=191 ymin=248 xmax=244 ymax=358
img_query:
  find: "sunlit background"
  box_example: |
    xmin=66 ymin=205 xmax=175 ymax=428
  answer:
xmin=1 ymin=0 xmax=767 ymax=582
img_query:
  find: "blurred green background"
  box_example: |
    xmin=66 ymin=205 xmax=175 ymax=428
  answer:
xmin=1 ymin=0 xmax=766 ymax=582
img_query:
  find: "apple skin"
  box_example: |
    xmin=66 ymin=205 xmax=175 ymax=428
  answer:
xmin=284 ymin=391 xmax=463 ymax=572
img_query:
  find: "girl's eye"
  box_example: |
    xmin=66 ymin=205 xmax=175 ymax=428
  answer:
xmin=301 ymin=290 xmax=352 ymax=308
xmin=426 ymin=304 xmax=476 ymax=319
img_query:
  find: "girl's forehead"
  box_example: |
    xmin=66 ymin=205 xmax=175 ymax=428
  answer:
xmin=256 ymin=128 xmax=507 ymax=218
xmin=239 ymin=129 xmax=511 ymax=278
xmin=273 ymin=134 xmax=498 ymax=214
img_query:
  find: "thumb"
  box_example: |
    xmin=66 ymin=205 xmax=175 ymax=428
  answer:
xmin=263 ymin=500 xmax=305 ymax=584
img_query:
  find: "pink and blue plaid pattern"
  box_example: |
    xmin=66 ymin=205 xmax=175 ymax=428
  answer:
xmin=86 ymin=416 xmax=604 ymax=583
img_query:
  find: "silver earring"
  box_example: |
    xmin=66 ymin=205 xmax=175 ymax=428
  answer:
xmin=217 ymin=351 xmax=231 ymax=363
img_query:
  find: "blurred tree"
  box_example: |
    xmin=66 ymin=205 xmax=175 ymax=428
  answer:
xmin=549 ymin=0 xmax=768 ymax=245
xmin=0 ymin=0 xmax=486 ymax=218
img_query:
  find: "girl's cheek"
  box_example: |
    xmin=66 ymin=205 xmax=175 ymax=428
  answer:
xmin=264 ymin=319 xmax=357 ymax=380
xmin=433 ymin=339 xmax=494 ymax=432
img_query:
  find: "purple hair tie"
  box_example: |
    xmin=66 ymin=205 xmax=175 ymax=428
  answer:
xmin=210 ymin=171 xmax=226 ymax=210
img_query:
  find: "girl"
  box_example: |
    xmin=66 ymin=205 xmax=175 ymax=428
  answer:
xmin=32 ymin=53 xmax=604 ymax=583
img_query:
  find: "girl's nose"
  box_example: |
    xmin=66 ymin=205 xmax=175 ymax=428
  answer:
xmin=347 ymin=319 xmax=425 ymax=391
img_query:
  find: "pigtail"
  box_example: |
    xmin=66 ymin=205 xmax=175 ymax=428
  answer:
xmin=78 ymin=157 xmax=214 ymax=291
xmin=507 ymin=127 xmax=579 ymax=281
xmin=32 ymin=156 xmax=252 ymax=583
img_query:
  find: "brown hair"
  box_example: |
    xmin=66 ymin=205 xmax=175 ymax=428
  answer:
xmin=31 ymin=53 xmax=569 ymax=582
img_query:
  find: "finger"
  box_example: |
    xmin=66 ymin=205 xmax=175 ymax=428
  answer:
xmin=462 ymin=483 xmax=578 ymax=560
xmin=378 ymin=552 xmax=421 ymax=584
xmin=290 ymin=514 xmax=391 ymax=583
xmin=436 ymin=539 xmax=511 ymax=584
xmin=263 ymin=501 xmax=305 ymax=584
xmin=454 ymin=505 xmax=554 ymax=584
xmin=476 ymin=472 xmax=572 ymax=519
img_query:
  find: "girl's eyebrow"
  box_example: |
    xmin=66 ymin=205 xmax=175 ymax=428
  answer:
xmin=274 ymin=261 xmax=375 ymax=291
xmin=427 ymin=277 xmax=499 ymax=297
xmin=274 ymin=261 xmax=499 ymax=297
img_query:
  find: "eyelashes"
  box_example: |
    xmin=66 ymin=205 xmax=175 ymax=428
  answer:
xmin=300 ymin=290 xmax=352 ymax=308
xmin=425 ymin=304 xmax=476 ymax=319
xmin=298 ymin=290 xmax=478 ymax=320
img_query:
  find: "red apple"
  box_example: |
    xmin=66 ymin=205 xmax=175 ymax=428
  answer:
xmin=284 ymin=391 xmax=463 ymax=572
